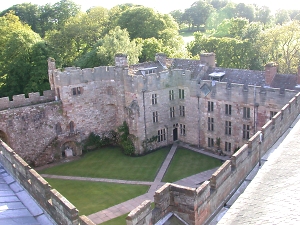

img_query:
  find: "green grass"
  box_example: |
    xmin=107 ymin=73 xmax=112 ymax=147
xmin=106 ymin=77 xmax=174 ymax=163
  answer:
xmin=40 ymin=146 xmax=170 ymax=181
xmin=162 ymin=148 xmax=223 ymax=182
xmin=45 ymin=178 xmax=149 ymax=216
xmin=101 ymin=214 xmax=128 ymax=225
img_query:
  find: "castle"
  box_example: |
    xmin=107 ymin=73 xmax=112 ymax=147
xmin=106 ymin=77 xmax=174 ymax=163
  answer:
xmin=0 ymin=53 xmax=300 ymax=224
xmin=0 ymin=53 xmax=299 ymax=166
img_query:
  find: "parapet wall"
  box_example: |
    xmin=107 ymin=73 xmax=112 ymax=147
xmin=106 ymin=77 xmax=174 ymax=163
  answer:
xmin=127 ymin=92 xmax=300 ymax=225
xmin=0 ymin=140 xmax=95 ymax=225
xmin=53 ymin=66 xmax=122 ymax=86
xmin=0 ymin=90 xmax=55 ymax=110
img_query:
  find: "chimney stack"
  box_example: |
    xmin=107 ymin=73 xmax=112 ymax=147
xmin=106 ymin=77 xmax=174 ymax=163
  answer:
xmin=115 ymin=53 xmax=128 ymax=67
xmin=200 ymin=53 xmax=216 ymax=68
xmin=265 ymin=62 xmax=277 ymax=86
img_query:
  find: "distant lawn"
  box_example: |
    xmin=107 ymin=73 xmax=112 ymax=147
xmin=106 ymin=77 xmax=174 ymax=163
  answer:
xmin=40 ymin=146 xmax=170 ymax=181
xmin=162 ymin=148 xmax=222 ymax=182
xmin=101 ymin=214 xmax=127 ymax=225
xmin=45 ymin=178 xmax=148 ymax=216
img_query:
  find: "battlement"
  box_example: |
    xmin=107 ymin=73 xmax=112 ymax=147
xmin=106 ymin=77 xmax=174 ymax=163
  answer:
xmin=53 ymin=66 xmax=123 ymax=86
xmin=127 ymin=91 xmax=300 ymax=225
xmin=0 ymin=140 xmax=95 ymax=225
xmin=0 ymin=90 xmax=55 ymax=111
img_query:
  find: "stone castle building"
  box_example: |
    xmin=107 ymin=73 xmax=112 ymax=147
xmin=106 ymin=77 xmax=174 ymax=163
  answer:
xmin=0 ymin=53 xmax=299 ymax=166
xmin=1 ymin=53 xmax=300 ymax=225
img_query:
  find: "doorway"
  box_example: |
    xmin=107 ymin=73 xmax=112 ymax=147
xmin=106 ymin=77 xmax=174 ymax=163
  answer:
xmin=173 ymin=128 xmax=178 ymax=141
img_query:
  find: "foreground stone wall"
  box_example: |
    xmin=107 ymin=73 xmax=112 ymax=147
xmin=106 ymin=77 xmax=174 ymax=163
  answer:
xmin=0 ymin=140 xmax=95 ymax=225
xmin=127 ymin=92 xmax=300 ymax=225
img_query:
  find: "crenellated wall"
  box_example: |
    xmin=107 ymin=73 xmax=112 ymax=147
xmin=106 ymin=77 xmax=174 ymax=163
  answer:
xmin=126 ymin=92 xmax=300 ymax=225
xmin=0 ymin=140 xmax=95 ymax=225
xmin=0 ymin=90 xmax=55 ymax=110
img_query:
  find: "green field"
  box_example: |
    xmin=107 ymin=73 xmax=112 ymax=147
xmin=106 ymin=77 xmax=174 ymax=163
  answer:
xmin=163 ymin=147 xmax=222 ymax=182
xmin=45 ymin=178 xmax=148 ymax=216
xmin=40 ymin=146 xmax=170 ymax=181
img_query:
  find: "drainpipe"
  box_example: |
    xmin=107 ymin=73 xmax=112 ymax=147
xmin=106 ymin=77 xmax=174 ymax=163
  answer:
xmin=142 ymin=89 xmax=147 ymax=143
xmin=198 ymin=95 xmax=201 ymax=148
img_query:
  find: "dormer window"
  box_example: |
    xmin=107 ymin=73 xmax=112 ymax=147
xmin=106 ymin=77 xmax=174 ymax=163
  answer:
xmin=139 ymin=67 xmax=157 ymax=76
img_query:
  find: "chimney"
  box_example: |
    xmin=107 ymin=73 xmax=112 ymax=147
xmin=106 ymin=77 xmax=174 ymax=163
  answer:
xmin=265 ymin=62 xmax=277 ymax=86
xmin=155 ymin=53 xmax=167 ymax=67
xmin=115 ymin=53 xmax=128 ymax=67
xmin=48 ymin=58 xmax=56 ymax=91
xmin=200 ymin=52 xmax=216 ymax=68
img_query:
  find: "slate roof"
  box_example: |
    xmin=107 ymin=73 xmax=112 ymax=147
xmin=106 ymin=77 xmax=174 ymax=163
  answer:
xmin=0 ymin=163 xmax=54 ymax=225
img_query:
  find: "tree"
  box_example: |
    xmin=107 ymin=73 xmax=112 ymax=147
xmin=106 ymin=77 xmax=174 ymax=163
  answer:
xmin=235 ymin=3 xmax=255 ymax=22
xmin=137 ymin=38 xmax=163 ymax=62
xmin=0 ymin=3 xmax=41 ymax=34
xmin=254 ymin=6 xmax=273 ymax=25
xmin=170 ymin=10 xmax=184 ymax=28
xmin=207 ymin=0 xmax=229 ymax=10
xmin=206 ymin=2 xmax=236 ymax=30
xmin=183 ymin=1 xmax=215 ymax=31
xmin=0 ymin=29 xmax=48 ymax=97
xmin=188 ymin=32 xmax=261 ymax=70
xmin=258 ymin=21 xmax=300 ymax=73
xmin=45 ymin=7 xmax=109 ymax=67
xmin=275 ymin=9 xmax=291 ymax=25
xmin=117 ymin=6 xmax=178 ymax=39
xmin=75 ymin=27 xmax=142 ymax=68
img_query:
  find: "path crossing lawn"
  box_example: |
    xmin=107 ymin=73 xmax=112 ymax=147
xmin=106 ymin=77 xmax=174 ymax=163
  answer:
xmin=40 ymin=146 xmax=170 ymax=181
xmin=45 ymin=178 xmax=149 ymax=216
xmin=162 ymin=147 xmax=223 ymax=182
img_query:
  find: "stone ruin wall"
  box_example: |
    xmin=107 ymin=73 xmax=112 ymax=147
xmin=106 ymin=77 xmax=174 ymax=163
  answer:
xmin=127 ymin=92 xmax=300 ymax=225
xmin=0 ymin=140 xmax=95 ymax=225
xmin=0 ymin=101 xmax=68 ymax=165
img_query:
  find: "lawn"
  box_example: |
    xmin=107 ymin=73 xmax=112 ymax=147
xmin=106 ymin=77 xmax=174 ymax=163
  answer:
xmin=40 ymin=146 xmax=170 ymax=181
xmin=162 ymin=147 xmax=223 ymax=182
xmin=101 ymin=214 xmax=127 ymax=225
xmin=45 ymin=178 xmax=149 ymax=216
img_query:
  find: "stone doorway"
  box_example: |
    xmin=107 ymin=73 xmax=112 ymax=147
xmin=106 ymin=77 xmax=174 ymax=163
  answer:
xmin=173 ymin=128 xmax=178 ymax=141
xmin=61 ymin=141 xmax=80 ymax=158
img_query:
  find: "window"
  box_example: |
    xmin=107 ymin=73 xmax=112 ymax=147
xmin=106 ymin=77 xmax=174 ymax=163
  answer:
xmin=208 ymin=117 xmax=214 ymax=131
xmin=225 ymin=121 xmax=232 ymax=135
xmin=169 ymin=90 xmax=174 ymax=100
xmin=69 ymin=121 xmax=75 ymax=133
xmin=208 ymin=137 xmax=214 ymax=147
xmin=225 ymin=142 xmax=231 ymax=152
xmin=243 ymin=107 xmax=250 ymax=119
xmin=179 ymin=89 xmax=184 ymax=99
xmin=179 ymin=105 xmax=185 ymax=117
xmin=152 ymin=94 xmax=157 ymax=105
xmin=243 ymin=124 xmax=250 ymax=139
xmin=180 ymin=124 xmax=186 ymax=136
xmin=157 ymin=129 xmax=166 ymax=142
xmin=270 ymin=111 xmax=277 ymax=120
xmin=55 ymin=123 xmax=62 ymax=135
xmin=153 ymin=111 xmax=158 ymax=123
xmin=225 ymin=104 xmax=232 ymax=115
xmin=72 ymin=87 xmax=82 ymax=96
xmin=208 ymin=101 xmax=214 ymax=112
xmin=170 ymin=107 xmax=175 ymax=118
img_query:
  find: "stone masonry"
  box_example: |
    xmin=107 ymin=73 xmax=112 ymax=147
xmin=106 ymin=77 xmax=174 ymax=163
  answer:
xmin=0 ymin=53 xmax=300 ymax=166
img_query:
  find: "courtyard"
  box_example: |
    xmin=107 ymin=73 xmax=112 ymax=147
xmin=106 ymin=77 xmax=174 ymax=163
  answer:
xmin=38 ymin=143 xmax=226 ymax=224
